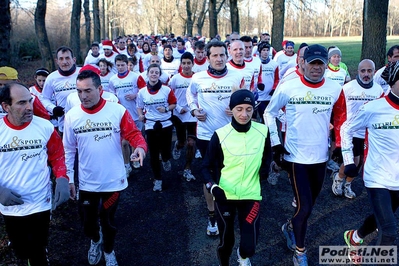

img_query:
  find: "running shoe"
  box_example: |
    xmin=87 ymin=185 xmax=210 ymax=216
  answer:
xmin=162 ymin=160 xmax=171 ymax=172
xmin=172 ymin=141 xmax=181 ymax=160
xmin=293 ymin=250 xmax=308 ymax=266
xmin=344 ymin=183 xmax=356 ymax=199
xmin=206 ymin=217 xmax=219 ymax=236
xmin=195 ymin=149 xmax=202 ymax=159
xmin=292 ymin=197 xmax=297 ymax=208
xmin=281 ymin=220 xmax=296 ymax=251
xmin=344 ymin=230 xmax=363 ymax=265
xmin=327 ymin=159 xmax=340 ymax=172
xmin=125 ymin=164 xmax=132 ymax=178
xmin=88 ymin=230 xmax=103 ymax=265
xmin=237 ymin=248 xmax=252 ymax=266
xmin=104 ymin=250 xmax=118 ymax=266
xmin=183 ymin=169 xmax=196 ymax=181
xmin=332 ymin=172 xmax=344 ymax=196
xmin=267 ymin=161 xmax=280 ymax=185
xmin=133 ymin=161 xmax=140 ymax=169
xmin=153 ymin=180 xmax=162 ymax=192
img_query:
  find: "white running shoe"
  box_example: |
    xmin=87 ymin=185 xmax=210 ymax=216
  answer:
xmin=153 ymin=180 xmax=162 ymax=192
xmin=88 ymin=231 xmax=103 ymax=265
xmin=206 ymin=218 xmax=219 ymax=236
xmin=292 ymin=197 xmax=297 ymax=208
xmin=237 ymin=248 xmax=252 ymax=266
xmin=104 ymin=250 xmax=118 ymax=266
xmin=125 ymin=164 xmax=132 ymax=178
xmin=183 ymin=169 xmax=196 ymax=181
xmin=327 ymin=159 xmax=340 ymax=172
xmin=195 ymin=149 xmax=202 ymax=159
xmin=172 ymin=141 xmax=181 ymax=160
xmin=332 ymin=173 xmax=344 ymax=196
xmin=133 ymin=161 xmax=140 ymax=169
xmin=344 ymin=183 xmax=356 ymax=199
xmin=162 ymin=160 xmax=171 ymax=172
xmin=267 ymin=161 xmax=280 ymax=185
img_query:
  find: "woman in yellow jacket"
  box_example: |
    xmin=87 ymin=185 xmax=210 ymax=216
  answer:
xmin=202 ymin=89 xmax=268 ymax=266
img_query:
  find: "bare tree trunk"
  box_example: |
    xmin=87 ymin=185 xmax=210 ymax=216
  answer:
xmin=209 ymin=0 xmax=217 ymax=38
xmin=35 ymin=0 xmax=55 ymax=71
xmin=186 ymin=0 xmax=193 ymax=36
xmin=83 ymin=0 xmax=91 ymax=53
xmin=0 ymin=0 xmax=11 ymax=66
xmin=93 ymin=0 xmax=101 ymax=42
xmin=101 ymin=0 xmax=106 ymax=39
xmin=196 ymin=0 xmax=207 ymax=35
xmin=271 ymin=0 xmax=285 ymax=51
xmin=230 ymin=0 xmax=239 ymax=33
xmin=71 ymin=0 xmax=82 ymax=63
xmin=361 ymin=0 xmax=389 ymax=69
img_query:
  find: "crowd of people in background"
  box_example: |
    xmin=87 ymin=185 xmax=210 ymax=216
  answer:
xmin=0 ymin=30 xmax=399 ymax=266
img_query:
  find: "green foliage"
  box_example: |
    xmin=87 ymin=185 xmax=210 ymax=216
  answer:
xmin=18 ymin=39 xmax=41 ymax=59
xmin=290 ymin=36 xmax=399 ymax=77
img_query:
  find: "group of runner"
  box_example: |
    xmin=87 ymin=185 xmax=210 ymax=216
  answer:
xmin=0 ymin=32 xmax=398 ymax=266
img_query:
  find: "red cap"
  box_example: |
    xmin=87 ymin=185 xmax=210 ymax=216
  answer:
xmin=79 ymin=65 xmax=101 ymax=76
xmin=102 ymin=40 xmax=119 ymax=54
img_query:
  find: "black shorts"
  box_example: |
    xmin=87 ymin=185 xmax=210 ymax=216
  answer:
xmin=352 ymin=137 xmax=365 ymax=157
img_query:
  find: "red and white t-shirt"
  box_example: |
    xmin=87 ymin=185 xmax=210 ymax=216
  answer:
xmin=0 ymin=116 xmax=66 ymax=216
xmin=333 ymin=80 xmax=383 ymax=146
xmin=265 ymin=76 xmax=341 ymax=164
xmin=108 ymin=71 xmax=146 ymax=120
xmin=187 ymin=69 xmax=245 ymax=141
xmin=168 ymin=72 xmax=197 ymax=123
xmin=136 ymin=84 xmax=177 ymax=130
xmin=341 ymin=96 xmax=399 ymax=190
xmin=63 ymin=99 xmax=147 ymax=192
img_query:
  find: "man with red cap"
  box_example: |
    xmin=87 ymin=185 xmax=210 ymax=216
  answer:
xmin=99 ymin=40 xmax=119 ymax=74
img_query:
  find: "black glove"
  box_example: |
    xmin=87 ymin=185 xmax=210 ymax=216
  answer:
xmin=331 ymin=147 xmax=343 ymax=164
xmin=269 ymin=89 xmax=275 ymax=96
xmin=52 ymin=106 xmax=65 ymax=117
xmin=257 ymin=83 xmax=265 ymax=91
xmin=344 ymin=164 xmax=358 ymax=177
xmin=211 ymin=186 xmax=227 ymax=202
xmin=0 ymin=186 xmax=24 ymax=206
xmin=272 ymin=144 xmax=290 ymax=167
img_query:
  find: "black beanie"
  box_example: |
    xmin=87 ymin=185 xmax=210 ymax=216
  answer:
xmin=229 ymin=89 xmax=255 ymax=109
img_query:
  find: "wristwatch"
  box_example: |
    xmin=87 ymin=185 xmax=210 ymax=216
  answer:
xmin=165 ymin=106 xmax=170 ymax=112
xmin=190 ymin=109 xmax=197 ymax=117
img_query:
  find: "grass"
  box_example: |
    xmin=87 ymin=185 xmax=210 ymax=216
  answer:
xmin=288 ymin=36 xmax=399 ymax=77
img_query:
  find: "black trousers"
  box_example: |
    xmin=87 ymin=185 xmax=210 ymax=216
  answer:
xmin=285 ymin=161 xmax=326 ymax=249
xmin=79 ymin=190 xmax=121 ymax=253
xmin=145 ymin=125 xmax=173 ymax=180
xmin=4 ymin=210 xmax=51 ymax=266
xmin=215 ymin=200 xmax=260 ymax=266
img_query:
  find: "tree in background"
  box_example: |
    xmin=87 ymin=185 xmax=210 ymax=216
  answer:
xmin=271 ymin=0 xmax=285 ymax=51
xmin=83 ymin=0 xmax=91 ymax=54
xmin=361 ymin=0 xmax=389 ymax=69
xmin=230 ymin=0 xmax=239 ymax=33
xmin=71 ymin=0 xmax=82 ymax=64
xmin=0 ymin=0 xmax=11 ymax=66
xmin=209 ymin=0 xmax=226 ymax=38
xmin=35 ymin=0 xmax=55 ymax=71
xmin=93 ymin=0 xmax=101 ymax=42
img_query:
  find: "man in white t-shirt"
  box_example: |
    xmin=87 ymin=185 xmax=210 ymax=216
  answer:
xmin=0 ymin=82 xmax=70 ymax=265
xmin=63 ymin=69 xmax=147 ymax=266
